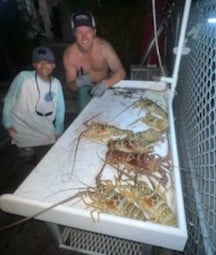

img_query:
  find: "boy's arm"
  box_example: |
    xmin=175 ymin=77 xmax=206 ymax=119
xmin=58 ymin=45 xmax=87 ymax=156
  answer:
xmin=3 ymin=73 xmax=23 ymax=129
xmin=54 ymin=82 xmax=65 ymax=136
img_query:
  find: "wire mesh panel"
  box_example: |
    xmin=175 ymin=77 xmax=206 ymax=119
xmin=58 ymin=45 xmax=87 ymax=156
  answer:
xmin=61 ymin=227 xmax=149 ymax=255
xmin=168 ymin=0 xmax=216 ymax=254
xmin=130 ymin=65 xmax=162 ymax=80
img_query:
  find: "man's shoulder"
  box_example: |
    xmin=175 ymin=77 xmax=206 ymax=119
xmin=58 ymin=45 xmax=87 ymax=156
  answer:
xmin=95 ymin=37 xmax=112 ymax=49
xmin=95 ymin=36 xmax=108 ymax=44
xmin=64 ymin=43 xmax=78 ymax=54
xmin=63 ymin=43 xmax=80 ymax=63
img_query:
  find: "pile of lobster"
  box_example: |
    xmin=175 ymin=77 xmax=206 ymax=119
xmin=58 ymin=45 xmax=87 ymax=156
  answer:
xmin=73 ymin=97 xmax=177 ymax=227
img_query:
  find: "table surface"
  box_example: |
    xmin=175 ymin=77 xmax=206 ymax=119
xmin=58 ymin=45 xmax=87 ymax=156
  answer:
xmin=0 ymin=81 xmax=188 ymax=251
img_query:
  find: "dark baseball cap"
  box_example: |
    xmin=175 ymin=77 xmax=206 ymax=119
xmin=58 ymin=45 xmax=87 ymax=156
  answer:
xmin=71 ymin=11 xmax=96 ymax=30
xmin=32 ymin=47 xmax=55 ymax=64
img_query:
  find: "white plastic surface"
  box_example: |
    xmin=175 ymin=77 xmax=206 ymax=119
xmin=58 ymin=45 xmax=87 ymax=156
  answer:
xmin=0 ymin=80 xmax=187 ymax=251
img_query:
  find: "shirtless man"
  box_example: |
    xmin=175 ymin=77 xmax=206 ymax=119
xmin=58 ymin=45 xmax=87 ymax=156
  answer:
xmin=63 ymin=10 xmax=126 ymax=111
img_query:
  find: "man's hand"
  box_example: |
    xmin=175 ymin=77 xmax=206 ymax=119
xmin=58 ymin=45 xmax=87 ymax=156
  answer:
xmin=90 ymin=82 xmax=107 ymax=97
xmin=76 ymin=67 xmax=92 ymax=87
xmin=76 ymin=74 xmax=92 ymax=87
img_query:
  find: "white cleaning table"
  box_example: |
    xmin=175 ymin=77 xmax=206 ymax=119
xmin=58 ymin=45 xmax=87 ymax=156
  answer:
xmin=0 ymin=80 xmax=187 ymax=252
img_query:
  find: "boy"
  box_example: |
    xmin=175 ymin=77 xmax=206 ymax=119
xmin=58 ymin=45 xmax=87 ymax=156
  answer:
xmin=2 ymin=46 xmax=65 ymax=160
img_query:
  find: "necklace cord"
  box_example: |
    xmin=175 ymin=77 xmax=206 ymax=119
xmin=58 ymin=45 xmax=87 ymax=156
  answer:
xmin=35 ymin=72 xmax=54 ymax=117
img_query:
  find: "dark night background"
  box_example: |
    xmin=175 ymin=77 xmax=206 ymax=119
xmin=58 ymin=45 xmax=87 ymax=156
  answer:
xmin=0 ymin=0 xmax=154 ymax=84
xmin=0 ymin=1 xmax=184 ymax=255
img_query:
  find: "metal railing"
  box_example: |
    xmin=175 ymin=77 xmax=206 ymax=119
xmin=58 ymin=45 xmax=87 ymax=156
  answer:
xmin=134 ymin=0 xmax=216 ymax=254
xmin=166 ymin=0 xmax=216 ymax=254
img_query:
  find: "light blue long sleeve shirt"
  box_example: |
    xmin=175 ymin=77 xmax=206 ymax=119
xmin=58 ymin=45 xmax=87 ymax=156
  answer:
xmin=3 ymin=70 xmax=65 ymax=147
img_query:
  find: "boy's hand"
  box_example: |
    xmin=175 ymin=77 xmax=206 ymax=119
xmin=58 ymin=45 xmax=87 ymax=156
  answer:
xmin=55 ymin=134 xmax=61 ymax=141
xmin=7 ymin=127 xmax=16 ymax=139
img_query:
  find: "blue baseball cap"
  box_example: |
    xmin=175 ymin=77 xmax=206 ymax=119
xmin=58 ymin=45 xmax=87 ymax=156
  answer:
xmin=32 ymin=47 xmax=55 ymax=64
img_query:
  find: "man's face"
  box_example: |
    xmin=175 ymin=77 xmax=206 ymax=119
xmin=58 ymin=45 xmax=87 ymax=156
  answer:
xmin=74 ymin=26 xmax=96 ymax=50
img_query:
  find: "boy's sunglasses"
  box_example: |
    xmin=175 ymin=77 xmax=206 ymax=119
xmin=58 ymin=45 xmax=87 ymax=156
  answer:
xmin=35 ymin=110 xmax=53 ymax=117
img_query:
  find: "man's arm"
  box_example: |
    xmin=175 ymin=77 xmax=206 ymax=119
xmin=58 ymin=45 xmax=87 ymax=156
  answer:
xmin=90 ymin=39 xmax=126 ymax=97
xmin=101 ymin=39 xmax=126 ymax=88
xmin=63 ymin=47 xmax=79 ymax=92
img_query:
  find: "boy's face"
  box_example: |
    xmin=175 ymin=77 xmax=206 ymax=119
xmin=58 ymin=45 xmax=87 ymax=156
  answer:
xmin=33 ymin=60 xmax=56 ymax=81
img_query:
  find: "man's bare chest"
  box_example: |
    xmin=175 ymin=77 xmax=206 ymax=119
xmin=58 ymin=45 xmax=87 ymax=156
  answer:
xmin=77 ymin=54 xmax=107 ymax=72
